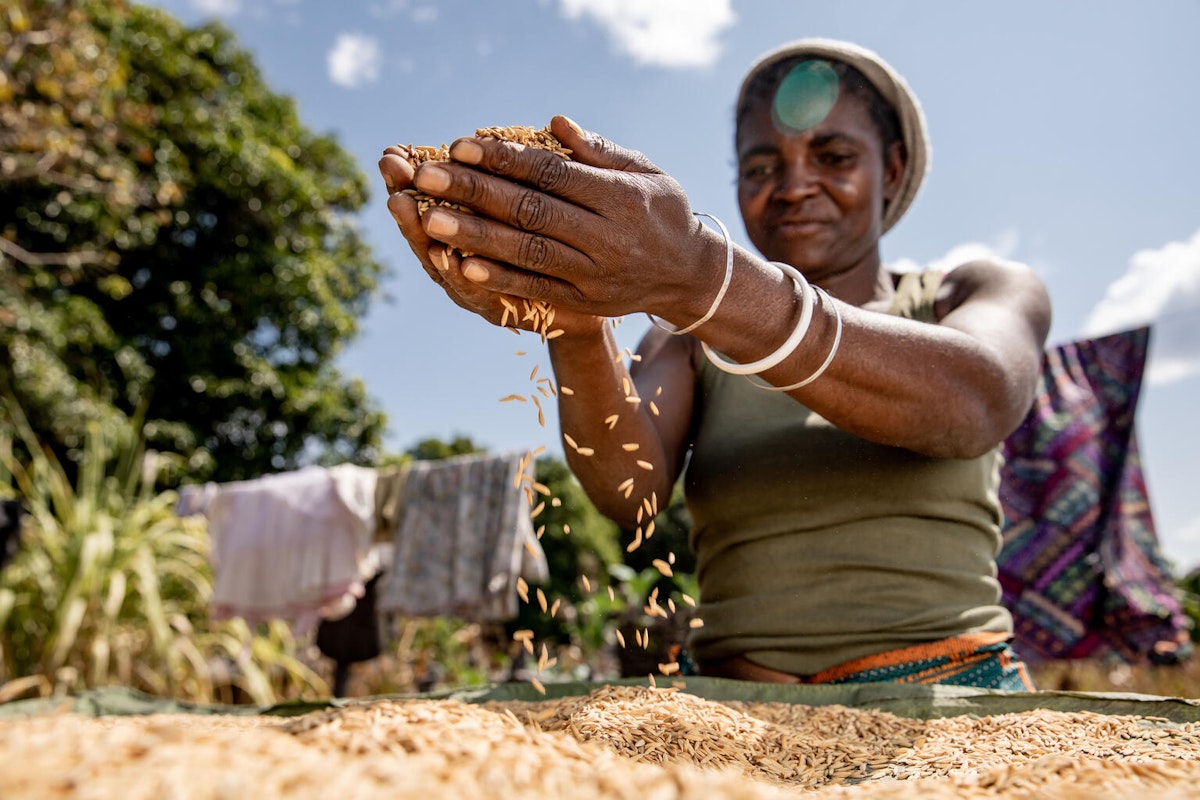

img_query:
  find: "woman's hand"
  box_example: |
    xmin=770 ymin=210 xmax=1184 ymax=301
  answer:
xmin=377 ymin=145 xmax=603 ymax=337
xmin=400 ymin=116 xmax=730 ymax=327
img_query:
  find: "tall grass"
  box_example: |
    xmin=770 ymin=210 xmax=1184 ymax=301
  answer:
xmin=0 ymin=397 xmax=327 ymax=705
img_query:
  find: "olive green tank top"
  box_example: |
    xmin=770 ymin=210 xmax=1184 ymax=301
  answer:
xmin=685 ymin=270 xmax=1011 ymax=675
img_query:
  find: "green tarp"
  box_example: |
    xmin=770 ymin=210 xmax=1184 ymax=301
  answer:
xmin=4 ymin=678 xmax=1200 ymax=724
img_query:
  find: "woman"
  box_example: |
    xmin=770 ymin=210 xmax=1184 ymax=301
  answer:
xmin=378 ymin=38 xmax=1051 ymax=690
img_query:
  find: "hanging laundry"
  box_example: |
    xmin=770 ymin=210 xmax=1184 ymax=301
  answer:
xmin=376 ymin=451 xmax=548 ymax=622
xmin=179 ymin=463 xmax=380 ymax=636
xmin=998 ymin=326 xmax=1191 ymax=664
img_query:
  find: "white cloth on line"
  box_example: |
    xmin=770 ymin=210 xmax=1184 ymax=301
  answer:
xmin=199 ymin=463 xmax=379 ymax=635
xmin=376 ymin=451 xmax=548 ymax=622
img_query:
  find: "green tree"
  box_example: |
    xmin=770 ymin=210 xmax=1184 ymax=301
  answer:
xmin=406 ymin=435 xmax=485 ymax=462
xmin=0 ymin=0 xmax=386 ymax=482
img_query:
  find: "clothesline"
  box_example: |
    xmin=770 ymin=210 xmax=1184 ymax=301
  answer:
xmin=176 ymin=452 xmax=549 ymax=638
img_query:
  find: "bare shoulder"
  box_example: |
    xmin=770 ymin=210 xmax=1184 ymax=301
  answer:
xmin=938 ymin=257 xmax=1045 ymax=302
xmin=935 ymin=258 xmax=1052 ymax=338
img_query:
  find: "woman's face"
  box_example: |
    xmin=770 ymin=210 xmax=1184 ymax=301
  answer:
xmin=736 ymin=87 xmax=904 ymax=282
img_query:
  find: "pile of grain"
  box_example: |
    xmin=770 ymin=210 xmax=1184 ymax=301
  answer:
xmin=396 ymin=125 xmax=571 ymax=217
xmin=4 ymin=684 xmax=1200 ymax=798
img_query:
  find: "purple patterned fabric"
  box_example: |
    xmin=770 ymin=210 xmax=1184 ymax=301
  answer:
xmin=998 ymin=326 xmax=1191 ymax=663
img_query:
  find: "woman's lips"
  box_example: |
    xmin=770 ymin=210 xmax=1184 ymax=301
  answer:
xmin=772 ymin=217 xmax=830 ymax=237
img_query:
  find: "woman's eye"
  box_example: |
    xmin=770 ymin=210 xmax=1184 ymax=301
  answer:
xmin=740 ymin=163 xmax=775 ymax=182
xmin=818 ymin=151 xmax=855 ymax=167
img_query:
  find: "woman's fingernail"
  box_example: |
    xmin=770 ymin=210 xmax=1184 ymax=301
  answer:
xmin=450 ymin=139 xmax=483 ymax=165
xmin=386 ymin=193 xmax=407 ymax=223
xmin=463 ymin=261 xmax=489 ymax=282
xmin=563 ymin=116 xmax=584 ymax=137
xmin=425 ymin=209 xmax=457 ymax=237
xmin=429 ymin=246 xmax=450 ymax=271
xmin=415 ymin=163 xmax=450 ymax=193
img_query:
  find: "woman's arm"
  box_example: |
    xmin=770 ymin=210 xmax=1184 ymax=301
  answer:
xmin=795 ymin=259 xmax=1051 ymax=457
xmin=547 ymin=324 xmax=695 ymax=527
xmin=395 ymin=118 xmax=1051 ymax=461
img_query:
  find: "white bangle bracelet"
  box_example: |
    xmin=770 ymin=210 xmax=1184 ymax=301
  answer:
xmin=748 ymin=285 xmax=843 ymax=391
xmin=701 ymin=260 xmax=815 ymax=376
xmin=646 ymin=212 xmax=734 ymax=336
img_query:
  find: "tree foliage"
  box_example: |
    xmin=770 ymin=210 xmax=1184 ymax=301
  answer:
xmin=0 ymin=0 xmax=386 ymax=482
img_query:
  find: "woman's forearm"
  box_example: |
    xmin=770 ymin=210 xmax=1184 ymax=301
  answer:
xmin=547 ymin=326 xmax=680 ymax=527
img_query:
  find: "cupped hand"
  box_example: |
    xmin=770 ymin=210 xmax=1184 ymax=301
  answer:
xmin=404 ymin=116 xmax=723 ymax=324
xmin=378 ymin=145 xmax=604 ymax=338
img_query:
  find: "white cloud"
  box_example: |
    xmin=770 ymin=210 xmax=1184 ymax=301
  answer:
xmin=412 ymin=6 xmax=438 ymax=23
xmin=327 ymin=33 xmax=383 ymax=89
xmin=557 ymin=0 xmax=735 ymax=69
xmin=1083 ymin=228 xmax=1200 ymax=385
xmin=887 ymin=229 xmax=1019 ymax=275
xmin=190 ymin=0 xmax=240 ymax=16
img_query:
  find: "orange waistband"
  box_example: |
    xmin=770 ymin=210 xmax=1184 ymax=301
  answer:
xmin=699 ymin=631 xmax=1013 ymax=684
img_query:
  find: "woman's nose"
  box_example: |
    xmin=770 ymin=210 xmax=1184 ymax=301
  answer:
xmin=772 ymin=159 xmax=819 ymax=201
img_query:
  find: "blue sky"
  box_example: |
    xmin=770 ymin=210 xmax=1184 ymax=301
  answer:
xmin=143 ymin=0 xmax=1200 ymax=571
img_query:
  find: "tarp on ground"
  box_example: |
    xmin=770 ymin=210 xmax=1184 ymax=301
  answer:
xmin=4 ymin=677 xmax=1200 ymax=724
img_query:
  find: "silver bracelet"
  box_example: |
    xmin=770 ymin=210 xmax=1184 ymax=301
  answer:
xmin=645 ymin=212 xmax=734 ymax=336
xmin=701 ymin=260 xmax=815 ymax=376
xmin=747 ymin=285 xmax=843 ymax=391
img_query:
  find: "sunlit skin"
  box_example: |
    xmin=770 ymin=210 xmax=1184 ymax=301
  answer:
xmin=736 ymin=90 xmax=904 ymax=308
xmin=377 ymin=102 xmax=1051 ymax=524
xmin=376 ymin=53 xmax=1055 ymax=688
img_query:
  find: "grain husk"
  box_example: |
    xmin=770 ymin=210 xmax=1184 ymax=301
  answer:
xmin=10 ymin=685 xmax=1200 ymax=798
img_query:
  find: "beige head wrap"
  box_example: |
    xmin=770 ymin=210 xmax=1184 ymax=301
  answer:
xmin=736 ymin=38 xmax=930 ymax=233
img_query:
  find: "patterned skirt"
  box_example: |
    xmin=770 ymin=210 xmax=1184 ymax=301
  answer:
xmin=799 ymin=632 xmax=1035 ymax=691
